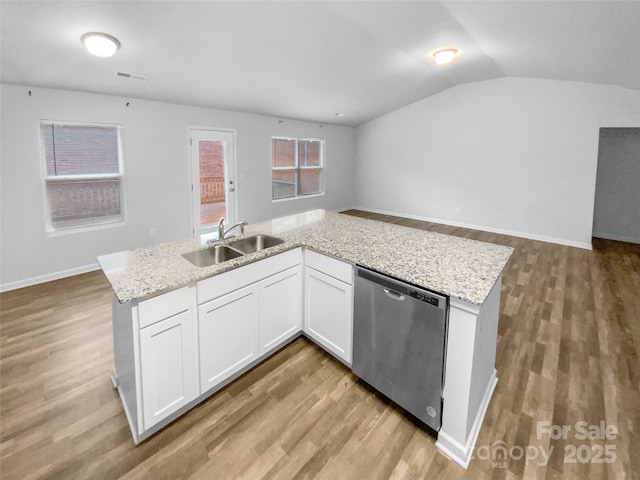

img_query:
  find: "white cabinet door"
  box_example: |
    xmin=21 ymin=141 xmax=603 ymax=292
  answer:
xmin=198 ymin=285 xmax=259 ymax=394
xmin=304 ymin=267 xmax=353 ymax=365
xmin=139 ymin=307 xmax=198 ymax=431
xmin=259 ymin=265 xmax=303 ymax=355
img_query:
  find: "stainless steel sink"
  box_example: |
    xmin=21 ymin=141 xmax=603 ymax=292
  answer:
xmin=227 ymin=234 xmax=284 ymax=254
xmin=182 ymin=234 xmax=284 ymax=267
xmin=182 ymin=245 xmax=243 ymax=267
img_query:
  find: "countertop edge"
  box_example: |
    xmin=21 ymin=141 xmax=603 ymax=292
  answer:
xmin=98 ymin=211 xmax=514 ymax=307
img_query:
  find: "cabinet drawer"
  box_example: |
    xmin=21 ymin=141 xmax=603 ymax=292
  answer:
xmin=138 ymin=287 xmax=193 ymax=329
xmin=197 ymin=248 xmax=302 ymax=304
xmin=305 ymin=249 xmax=353 ymax=285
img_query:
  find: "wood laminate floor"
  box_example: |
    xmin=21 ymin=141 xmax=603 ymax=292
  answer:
xmin=1 ymin=210 xmax=638 ymax=479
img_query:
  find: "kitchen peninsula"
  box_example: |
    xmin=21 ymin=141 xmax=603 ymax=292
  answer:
xmin=99 ymin=210 xmax=513 ymax=468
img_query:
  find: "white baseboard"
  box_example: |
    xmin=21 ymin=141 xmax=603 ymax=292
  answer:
xmin=333 ymin=205 xmax=355 ymax=214
xmin=0 ymin=263 xmax=100 ymax=293
xmin=436 ymin=371 xmax=498 ymax=469
xmin=592 ymin=231 xmax=640 ymax=244
xmin=351 ymin=206 xmax=593 ymax=250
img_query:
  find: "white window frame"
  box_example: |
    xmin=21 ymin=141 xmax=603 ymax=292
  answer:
xmin=40 ymin=120 xmax=126 ymax=234
xmin=271 ymin=136 xmax=325 ymax=201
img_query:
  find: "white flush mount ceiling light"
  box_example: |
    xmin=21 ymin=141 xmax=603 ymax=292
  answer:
xmin=432 ymin=48 xmax=459 ymax=65
xmin=81 ymin=32 xmax=120 ymax=57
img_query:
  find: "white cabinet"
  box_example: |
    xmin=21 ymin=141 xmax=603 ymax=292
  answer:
xmin=304 ymin=251 xmax=353 ymax=365
xmin=196 ymin=248 xmax=303 ymax=394
xmin=111 ymin=246 xmax=356 ymax=444
xmin=138 ymin=287 xmax=198 ymax=431
xmin=259 ymin=265 xmax=303 ymax=355
xmin=198 ymin=284 xmax=259 ymax=394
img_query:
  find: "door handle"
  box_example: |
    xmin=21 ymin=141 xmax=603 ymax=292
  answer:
xmin=229 ymin=187 xmax=235 ymax=192
xmin=382 ymin=287 xmax=405 ymax=300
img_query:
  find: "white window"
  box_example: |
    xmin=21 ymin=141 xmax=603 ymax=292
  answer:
xmin=272 ymin=137 xmax=324 ymax=200
xmin=40 ymin=121 xmax=124 ymax=231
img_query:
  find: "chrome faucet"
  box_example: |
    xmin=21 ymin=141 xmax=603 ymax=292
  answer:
xmin=218 ymin=218 xmax=248 ymax=240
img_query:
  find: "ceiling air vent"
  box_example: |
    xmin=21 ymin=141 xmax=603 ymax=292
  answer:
xmin=116 ymin=71 xmax=148 ymax=81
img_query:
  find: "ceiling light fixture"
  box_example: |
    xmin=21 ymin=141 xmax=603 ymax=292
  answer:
xmin=334 ymin=112 xmax=344 ymax=117
xmin=432 ymin=48 xmax=458 ymax=65
xmin=81 ymin=32 xmax=120 ymax=57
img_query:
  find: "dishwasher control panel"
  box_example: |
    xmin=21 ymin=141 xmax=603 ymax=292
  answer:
xmin=408 ymin=290 xmax=440 ymax=307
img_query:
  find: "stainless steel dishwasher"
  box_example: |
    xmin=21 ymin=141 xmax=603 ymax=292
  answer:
xmin=352 ymin=266 xmax=448 ymax=431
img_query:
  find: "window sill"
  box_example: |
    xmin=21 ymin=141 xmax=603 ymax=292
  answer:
xmin=272 ymin=192 xmax=325 ymax=203
xmin=46 ymin=218 xmax=127 ymax=237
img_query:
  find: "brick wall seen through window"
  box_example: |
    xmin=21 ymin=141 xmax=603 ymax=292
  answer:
xmin=41 ymin=122 xmax=124 ymax=231
xmin=272 ymin=137 xmax=324 ymax=200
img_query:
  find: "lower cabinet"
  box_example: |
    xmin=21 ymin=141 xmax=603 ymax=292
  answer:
xmin=196 ymin=249 xmax=303 ymax=395
xmin=304 ymin=251 xmax=353 ymax=365
xmin=259 ymin=265 xmax=303 ymax=355
xmin=112 ymin=247 xmax=352 ymax=443
xmin=198 ymin=284 xmax=259 ymax=394
xmin=138 ymin=287 xmax=198 ymax=431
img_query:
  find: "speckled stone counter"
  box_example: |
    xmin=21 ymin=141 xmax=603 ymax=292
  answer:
xmin=98 ymin=209 xmax=513 ymax=306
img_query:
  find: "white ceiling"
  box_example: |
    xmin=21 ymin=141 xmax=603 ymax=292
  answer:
xmin=1 ymin=1 xmax=639 ymax=126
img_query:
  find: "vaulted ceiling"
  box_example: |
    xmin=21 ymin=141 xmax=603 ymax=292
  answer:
xmin=2 ymin=1 xmax=639 ymax=126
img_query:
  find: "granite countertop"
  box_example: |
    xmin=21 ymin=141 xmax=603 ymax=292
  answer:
xmin=98 ymin=210 xmax=514 ymax=306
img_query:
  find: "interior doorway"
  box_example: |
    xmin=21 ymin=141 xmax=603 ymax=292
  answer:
xmin=592 ymin=127 xmax=640 ymax=244
xmin=190 ymin=129 xmax=236 ymax=238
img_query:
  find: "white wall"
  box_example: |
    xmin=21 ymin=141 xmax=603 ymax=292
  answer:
xmin=0 ymin=84 xmax=356 ymax=290
xmin=354 ymin=77 xmax=640 ymax=248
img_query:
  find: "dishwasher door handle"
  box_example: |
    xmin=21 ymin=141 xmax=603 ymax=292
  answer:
xmin=382 ymin=287 xmax=405 ymax=300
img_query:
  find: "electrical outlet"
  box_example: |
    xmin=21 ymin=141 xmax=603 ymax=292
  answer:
xmin=149 ymin=228 xmax=156 ymax=237
xmin=519 ymin=214 xmax=526 ymax=222
xmin=432 ymin=203 xmax=437 ymax=210
xmin=455 ymin=206 xmax=461 ymax=214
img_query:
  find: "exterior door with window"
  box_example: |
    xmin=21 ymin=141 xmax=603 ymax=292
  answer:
xmin=190 ymin=129 xmax=236 ymax=238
